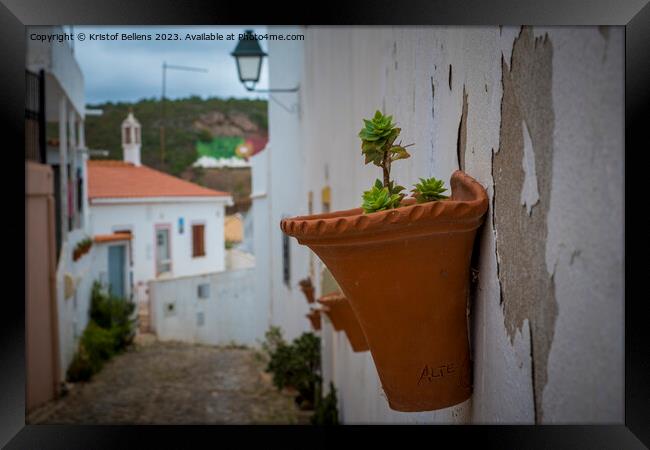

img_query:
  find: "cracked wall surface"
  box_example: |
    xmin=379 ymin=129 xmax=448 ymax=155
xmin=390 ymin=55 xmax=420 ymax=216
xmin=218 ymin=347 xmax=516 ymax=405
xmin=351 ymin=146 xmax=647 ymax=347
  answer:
xmin=492 ymin=27 xmax=557 ymax=423
xmin=457 ymin=86 xmax=468 ymax=172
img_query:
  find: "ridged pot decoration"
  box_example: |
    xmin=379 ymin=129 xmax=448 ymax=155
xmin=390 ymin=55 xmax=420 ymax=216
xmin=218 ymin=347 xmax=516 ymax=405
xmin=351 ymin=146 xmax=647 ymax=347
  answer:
xmin=281 ymin=170 xmax=488 ymax=412
xmin=317 ymin=292 xmax=369 ymax=352
xmin=306 ymin=308 xmax=321 ymax=331
xmin=298 ymin=277 xmax=316 ymax=304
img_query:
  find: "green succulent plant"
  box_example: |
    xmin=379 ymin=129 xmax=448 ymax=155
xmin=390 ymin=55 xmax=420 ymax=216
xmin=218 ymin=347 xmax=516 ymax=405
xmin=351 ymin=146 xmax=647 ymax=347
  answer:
xmin=358 ymin=111 xmax=412 ymax=189
xmin=411 ymin=176 xmax=450 ymax=203
xmin=362 ymin=179 xmax=404 ymax=213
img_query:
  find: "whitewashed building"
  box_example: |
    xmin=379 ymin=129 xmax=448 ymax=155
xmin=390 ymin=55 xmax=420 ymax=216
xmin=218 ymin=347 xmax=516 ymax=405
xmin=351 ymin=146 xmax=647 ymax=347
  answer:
xmin=88 ymin=112 xmax=233 ymax=307
xmin=26 ymin=26 xmax=132 ymax=409
xmin=254 ymin=26 xmax=624 ymax=425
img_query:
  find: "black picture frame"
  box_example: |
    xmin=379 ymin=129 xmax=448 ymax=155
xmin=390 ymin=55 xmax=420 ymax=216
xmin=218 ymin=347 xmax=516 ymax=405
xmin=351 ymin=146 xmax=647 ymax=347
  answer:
xmin=2 ymin=0 xmax=647 ymax=448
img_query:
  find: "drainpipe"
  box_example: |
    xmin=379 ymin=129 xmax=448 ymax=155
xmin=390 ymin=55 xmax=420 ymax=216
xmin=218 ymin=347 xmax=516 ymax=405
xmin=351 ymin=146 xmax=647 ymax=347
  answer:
xmin=58 ymin=97 xmax=68 ymax=245
xmin=68 ymin=108 xmax=78 ymax=230
xmin=78 ymin=120 xmax=90 ymax=234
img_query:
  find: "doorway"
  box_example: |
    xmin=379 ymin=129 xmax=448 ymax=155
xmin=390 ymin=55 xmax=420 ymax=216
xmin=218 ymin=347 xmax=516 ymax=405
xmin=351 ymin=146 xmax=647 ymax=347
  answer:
xmin=108 ymin=244 xmax=126 ymax=298
xmin=155 ymin=225 xmax=172 ymax=276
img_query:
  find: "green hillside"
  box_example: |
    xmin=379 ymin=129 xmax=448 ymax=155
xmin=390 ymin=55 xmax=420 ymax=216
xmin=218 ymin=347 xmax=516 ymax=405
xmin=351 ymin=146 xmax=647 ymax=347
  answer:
xmin=83 ymin=96 xmax=268 ymax=176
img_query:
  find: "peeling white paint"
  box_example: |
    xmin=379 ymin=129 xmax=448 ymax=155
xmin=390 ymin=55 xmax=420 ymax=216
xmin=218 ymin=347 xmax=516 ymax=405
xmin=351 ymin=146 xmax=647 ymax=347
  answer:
xmin=541 ymin=27 xmax=624 ymax=423
xmin=521 ymin=120 xmax=540 ymax=215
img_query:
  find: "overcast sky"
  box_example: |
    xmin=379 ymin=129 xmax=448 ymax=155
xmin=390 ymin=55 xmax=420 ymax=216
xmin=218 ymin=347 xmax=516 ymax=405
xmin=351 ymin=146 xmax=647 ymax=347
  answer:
xmin=69 ymin=26 xmax=269 ymax=105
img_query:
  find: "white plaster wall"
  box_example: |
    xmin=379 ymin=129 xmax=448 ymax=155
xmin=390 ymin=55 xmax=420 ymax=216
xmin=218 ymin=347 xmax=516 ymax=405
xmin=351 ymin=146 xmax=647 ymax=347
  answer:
xmin=149 ymin=268 xmax=260 ymax=346
xmin=225 ymin=249 xmax=255 ymax=270
xmin=262 ymin=25 xmax=624 ymax=424
xmin=26 ymin=26 xmax=85 ymax=118
xmin=536 ymin=26 xmax=625 ymax=423
xmin=265 ymin=29 xmax=314 ymax=342
xmin=89 ymin=200 xmax=228 ymax=296
xmin=55 ymin=230 xmax=128 ymax=378
xmin=250 ymin=149 xmax=272 ymax=338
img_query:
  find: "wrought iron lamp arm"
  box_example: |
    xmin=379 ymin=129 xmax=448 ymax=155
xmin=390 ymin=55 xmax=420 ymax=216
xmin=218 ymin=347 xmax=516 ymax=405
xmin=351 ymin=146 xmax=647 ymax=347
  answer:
xmin=243 ymin=82 xmax=300 ymax=93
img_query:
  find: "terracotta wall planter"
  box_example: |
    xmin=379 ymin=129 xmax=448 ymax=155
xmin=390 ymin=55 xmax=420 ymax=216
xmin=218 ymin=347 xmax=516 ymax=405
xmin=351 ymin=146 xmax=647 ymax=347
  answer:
xmin=281 ymin=171 xmax=488 ymax=412
xmin=72 ymin=241 xmax=92 ymax=262
xmin=298 ymin=278 xmax=316 ymax=304
xmin=318 ymin=292 xmax=368 ymax=352
xmin=306 ymin=308 xmax=321 ymax=331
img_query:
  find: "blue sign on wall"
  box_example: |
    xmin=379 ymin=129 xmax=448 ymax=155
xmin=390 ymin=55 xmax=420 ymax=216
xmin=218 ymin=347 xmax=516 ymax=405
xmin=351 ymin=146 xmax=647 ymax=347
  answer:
xmin=178 ymin=217 xmax=184 ymax=234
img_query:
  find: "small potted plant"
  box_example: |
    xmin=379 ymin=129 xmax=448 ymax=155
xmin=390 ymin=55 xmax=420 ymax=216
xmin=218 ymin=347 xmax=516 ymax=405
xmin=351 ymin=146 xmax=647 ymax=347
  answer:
xmin=298 ymin=277 xmax=316 ymax=304
xmin=305 ymin=308 xmax=322 ymax=331
xmin=281 ymin=111 xmax=488 ymax=412
xmin=318 ymin=292 xmax=368 ymax=352
xmin=72 ymin=237 xmax=93 ymax=262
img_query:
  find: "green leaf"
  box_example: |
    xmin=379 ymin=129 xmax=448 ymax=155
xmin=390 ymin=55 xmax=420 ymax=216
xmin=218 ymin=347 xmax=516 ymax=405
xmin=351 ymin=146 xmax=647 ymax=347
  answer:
xmin=358 ymin=111 xmax=414 ymax=189
xmin=411 ymin=176 xmax=450 ymax=203
xmin=361 ymin=182 xmax=403 ymax=213
xmin=390 ymin=146 xmax=411 ymax=160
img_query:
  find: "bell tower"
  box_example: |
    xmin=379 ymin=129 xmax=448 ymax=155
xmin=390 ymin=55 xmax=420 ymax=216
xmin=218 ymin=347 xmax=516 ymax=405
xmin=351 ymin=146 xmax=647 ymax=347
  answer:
xmin=122 ymin=109 xmax=142 ymax=166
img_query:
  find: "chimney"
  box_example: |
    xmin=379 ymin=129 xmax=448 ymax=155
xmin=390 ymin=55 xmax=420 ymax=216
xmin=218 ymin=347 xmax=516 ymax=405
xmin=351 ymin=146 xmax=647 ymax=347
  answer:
xmin=121 ymin=109 xmax=141 ymax=166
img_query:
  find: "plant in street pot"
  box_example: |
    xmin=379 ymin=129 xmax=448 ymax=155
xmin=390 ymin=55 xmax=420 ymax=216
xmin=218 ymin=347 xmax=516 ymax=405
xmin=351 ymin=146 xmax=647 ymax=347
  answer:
xmin=280 ymin=111 xmax=488 ymax=412
xmin=298 ymin=277 xmax=316 ymax=304
xmin=72 ymin=237 xmax=93 ymax=262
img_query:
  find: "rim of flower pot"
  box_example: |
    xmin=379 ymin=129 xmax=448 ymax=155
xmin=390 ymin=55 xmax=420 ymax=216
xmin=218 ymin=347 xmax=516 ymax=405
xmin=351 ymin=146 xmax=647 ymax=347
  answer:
xmin=280 ymin=170 xmax=488 ymax=246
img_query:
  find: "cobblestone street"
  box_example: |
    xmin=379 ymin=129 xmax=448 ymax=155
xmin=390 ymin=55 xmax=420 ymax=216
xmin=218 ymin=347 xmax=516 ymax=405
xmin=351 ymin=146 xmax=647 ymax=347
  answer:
xmin=28 ymin=335 xmax=311 ymax=425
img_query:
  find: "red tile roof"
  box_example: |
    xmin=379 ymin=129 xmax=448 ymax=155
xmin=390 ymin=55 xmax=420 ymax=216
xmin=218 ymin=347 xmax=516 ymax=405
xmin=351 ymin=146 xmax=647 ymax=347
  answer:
xmin=94 ymin=233 xmax=132 ymax=243
xmin=88 ymin=160 xmax=230 ymax=201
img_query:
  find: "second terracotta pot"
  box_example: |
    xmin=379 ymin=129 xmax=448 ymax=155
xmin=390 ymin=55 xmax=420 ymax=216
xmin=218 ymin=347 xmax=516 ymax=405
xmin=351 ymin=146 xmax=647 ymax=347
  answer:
xmin=281 ymin=170 xmax=488 ymax=412
xmin=318 ymin=292 xmax=369 ymax=352
xmin=299 ymin=278 xmax=316 ymax=304
xmin=306 ymin=308 xmax=321 ymax=331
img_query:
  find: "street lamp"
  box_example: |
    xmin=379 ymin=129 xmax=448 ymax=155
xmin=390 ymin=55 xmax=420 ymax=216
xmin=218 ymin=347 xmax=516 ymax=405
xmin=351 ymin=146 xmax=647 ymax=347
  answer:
xmin=231 ymin=30 xmax=299 ymax=93
xmin=160 ymin=62 xmax=209 ymax=164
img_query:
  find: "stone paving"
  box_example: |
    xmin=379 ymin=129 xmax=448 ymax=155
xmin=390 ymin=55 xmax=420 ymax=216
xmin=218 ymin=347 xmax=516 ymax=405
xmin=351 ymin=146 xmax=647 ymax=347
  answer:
xmin=28 ymin=334 xmax=311 ymax=425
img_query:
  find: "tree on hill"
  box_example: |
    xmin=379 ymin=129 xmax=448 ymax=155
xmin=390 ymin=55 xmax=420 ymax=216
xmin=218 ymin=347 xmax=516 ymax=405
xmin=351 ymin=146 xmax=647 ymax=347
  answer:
xmin=83 ymin=96 xmax=268 ymax=176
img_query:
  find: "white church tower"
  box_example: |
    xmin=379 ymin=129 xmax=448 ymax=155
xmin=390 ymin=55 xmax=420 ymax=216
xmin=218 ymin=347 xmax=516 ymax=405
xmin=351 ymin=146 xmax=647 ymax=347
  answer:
xmin=122 ymin=110 xmax=142 ymax=166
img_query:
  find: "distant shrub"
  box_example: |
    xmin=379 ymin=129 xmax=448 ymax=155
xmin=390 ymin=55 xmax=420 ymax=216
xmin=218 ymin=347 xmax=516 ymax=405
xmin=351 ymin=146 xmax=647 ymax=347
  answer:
xmin=311 ymin=382 xmax=339 ymax=425
xmin=67 ymin=321 xmax=114 ymax=382
xmin=66 ymin=346 xmax=94 ymax=382
xmin=261 ymin=326 xmax=285 ymax=357
xmin=66 ymin=282 xmax=136 ymax=382
xmin=89 ymin=281 xmax=136 ymax=349
xmin=264 ymin=328 xmax=322 ymax=410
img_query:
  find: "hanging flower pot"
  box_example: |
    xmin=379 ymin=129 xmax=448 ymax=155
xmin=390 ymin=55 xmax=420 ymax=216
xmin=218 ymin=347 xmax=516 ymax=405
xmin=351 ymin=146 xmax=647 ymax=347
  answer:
xmin=298 ymin=277 xmax=316 ymax=304
xmin=318 ymin=292 xmax=368 ymax=353
xmin=72 ymin=237 xmax=93 ymax=262
xmin=306 ymin=308 xmax=322 ymax=331
xmin=317 ymin=295 xmax=343 ymax=331
xmin=281 ymin=170 xmax=488 ymax=412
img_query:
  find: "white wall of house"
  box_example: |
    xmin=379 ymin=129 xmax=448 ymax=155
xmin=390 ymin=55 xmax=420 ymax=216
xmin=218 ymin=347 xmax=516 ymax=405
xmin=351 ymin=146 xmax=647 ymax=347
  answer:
xmin=260 ymin=26 xmax=624 ymax=424
xmin=149 ymin=268 xmax=258 ymax=346
xmin=89 ymin=199 xmax=229 ymax=300
xmin=55 ymin=230 xmax=129 ymax=379
xmin=250 ymin=148 xmax=273 ymax=339
xmin=251 ymin=28 xmax=313 ymax=344
xmin=27 ymin=26 xmax=85 ymax=120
